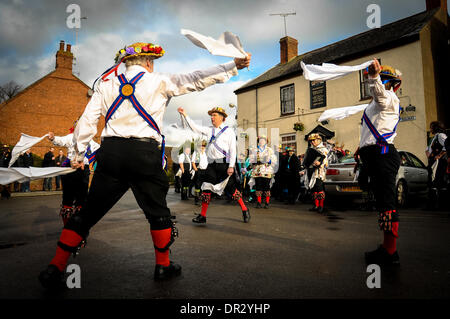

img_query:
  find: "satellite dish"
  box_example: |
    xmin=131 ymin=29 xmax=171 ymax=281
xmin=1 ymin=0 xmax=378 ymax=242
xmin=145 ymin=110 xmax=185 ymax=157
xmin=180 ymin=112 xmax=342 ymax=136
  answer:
xmin=87 ymin=89 xmax=94 ymax=97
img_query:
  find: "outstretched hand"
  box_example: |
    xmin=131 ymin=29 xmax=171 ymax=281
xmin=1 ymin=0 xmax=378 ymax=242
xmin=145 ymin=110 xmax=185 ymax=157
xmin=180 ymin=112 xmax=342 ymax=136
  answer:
xmin=234 ymin=53 xmax=251 ymax=70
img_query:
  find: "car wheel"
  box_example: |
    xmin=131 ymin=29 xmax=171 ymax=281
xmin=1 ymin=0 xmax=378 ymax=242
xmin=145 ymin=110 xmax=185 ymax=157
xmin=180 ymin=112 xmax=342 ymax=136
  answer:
xmin=396 ymin=180 xmax=408 ymax=208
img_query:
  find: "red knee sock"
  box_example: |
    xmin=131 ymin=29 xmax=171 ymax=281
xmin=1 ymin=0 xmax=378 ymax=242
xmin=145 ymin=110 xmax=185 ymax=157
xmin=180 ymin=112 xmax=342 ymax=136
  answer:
xmin=257 ymin=196 xmax=262 ymax=204
xmin=151 ymin=228 xmax=171 ymax=267
xmin=50 ymin=229 xmax=83 ymax=272
xmin=237 ymin=198 xmax=247 ymax=211
xmin=314 ymin=198 xmax=319 ymax=207
xmin=266 ymin=196 xmax=270 ymax=204
xmin=319 ymin=199 xmax=324 ymax=208
xmin=383 ymin=222 xmax=399 ymax=255
xmin=200 ymin=202 xmax=209 ymax=217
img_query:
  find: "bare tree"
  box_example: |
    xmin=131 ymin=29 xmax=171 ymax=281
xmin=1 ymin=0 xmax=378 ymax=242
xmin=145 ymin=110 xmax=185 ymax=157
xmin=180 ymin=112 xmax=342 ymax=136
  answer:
xmin=0 ymin=81 xmax=22 ymax=103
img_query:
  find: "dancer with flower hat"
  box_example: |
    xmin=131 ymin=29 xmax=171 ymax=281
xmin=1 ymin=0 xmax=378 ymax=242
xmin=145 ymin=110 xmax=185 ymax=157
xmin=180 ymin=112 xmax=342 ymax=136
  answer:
xmin=39 ymin=41 xmax=251 ymax=289
xmin=356 ymin=58 xmax=402 ymax=266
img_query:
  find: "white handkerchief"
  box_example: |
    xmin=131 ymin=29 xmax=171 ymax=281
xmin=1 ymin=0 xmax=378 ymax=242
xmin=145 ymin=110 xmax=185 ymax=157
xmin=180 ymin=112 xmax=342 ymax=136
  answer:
xmin=9 ymin=133 xmax=49 ymax=168
xmin=181 ymin=29 xmax=246 ymax=58
xmin=301 ymin=60 xmax=372 ymax=81
xmin=0 ymin=167 xmax=75 ymax=185
xmin=318 ymin=104 xmax=369 ymax=122
xmin=201 ymin=176 xmax=231 ymax=196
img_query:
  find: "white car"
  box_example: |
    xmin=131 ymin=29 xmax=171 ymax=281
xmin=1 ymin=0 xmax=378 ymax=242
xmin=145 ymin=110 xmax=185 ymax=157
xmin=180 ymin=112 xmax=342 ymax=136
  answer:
xmin=324 ymin=151 xmax=428 ymax=207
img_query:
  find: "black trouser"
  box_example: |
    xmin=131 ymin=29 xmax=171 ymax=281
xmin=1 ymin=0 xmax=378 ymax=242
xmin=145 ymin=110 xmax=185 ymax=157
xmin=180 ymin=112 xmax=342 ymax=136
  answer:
xmin=194 ymin=168 xmax=207 ymax=190
xmin=359 ymin=144 xmax=400 ymax=212
xmin=180 ymin=163 xmax=191 ymax=188
xmin=61 ymin=165 xmax=90 ymax=207
xmin=255 ymin=177 xmax=270 ymax=191
xmin=202 ymin=162 xmax=240 ymax=196
xmin=65 ymin=137 xmax=172 ymax=238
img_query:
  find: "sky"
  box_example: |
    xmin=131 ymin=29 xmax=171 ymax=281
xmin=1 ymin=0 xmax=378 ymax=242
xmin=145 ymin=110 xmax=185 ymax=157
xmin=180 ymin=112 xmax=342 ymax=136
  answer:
xmin=0 ymin=0 xmax=447 ymax=130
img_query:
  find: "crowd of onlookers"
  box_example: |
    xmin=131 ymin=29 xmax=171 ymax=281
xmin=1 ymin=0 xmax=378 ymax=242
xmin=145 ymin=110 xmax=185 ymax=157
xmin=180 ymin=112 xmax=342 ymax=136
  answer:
xmin=0 ymin=145 xmax=67 ymax=198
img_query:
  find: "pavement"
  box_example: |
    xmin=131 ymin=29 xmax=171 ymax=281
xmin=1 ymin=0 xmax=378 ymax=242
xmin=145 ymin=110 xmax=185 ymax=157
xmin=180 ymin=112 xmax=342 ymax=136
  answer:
xmin=0 ymin=189 xmax=449 ymax=302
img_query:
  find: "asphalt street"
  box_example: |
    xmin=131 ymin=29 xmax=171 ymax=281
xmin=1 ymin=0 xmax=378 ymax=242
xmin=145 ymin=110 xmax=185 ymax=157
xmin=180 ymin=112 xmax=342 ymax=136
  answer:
xmin=0 ymin=189 xmax=449 ymax=300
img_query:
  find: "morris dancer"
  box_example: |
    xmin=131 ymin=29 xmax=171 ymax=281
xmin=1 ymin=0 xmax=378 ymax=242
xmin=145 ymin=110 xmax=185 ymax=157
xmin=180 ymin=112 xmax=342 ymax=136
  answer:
xmin=249 ymin=135 xmax=277 ymax=209
xmin=39 ymin=41 xmax=251 ymax=289
xmin=178 ymin=106 xmax=250 ymax=224
xmin=47 ymin=125 xmax=100 ymax=226
xmin=192 ymin=141 xmax=209 ymax=205
xmin=301 ymin=133 xmax=328 ymax=213
xmin=178 ymin=144 xmax=192 ymax=200
xmin=356 ymin=58 xmax=402 ymax=265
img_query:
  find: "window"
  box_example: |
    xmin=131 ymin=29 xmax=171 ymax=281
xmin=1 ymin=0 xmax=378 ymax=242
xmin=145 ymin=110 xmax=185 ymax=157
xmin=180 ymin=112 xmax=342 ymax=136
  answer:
xmin=280 ymin=84 xmax=295 ymax=115
xmin=406 ymin=152 xmax=426 ymax=169
xmin=360 ymin=58 xmax=381 ymax=100
xmin=281 ymin=133 xmax=296 ymax=152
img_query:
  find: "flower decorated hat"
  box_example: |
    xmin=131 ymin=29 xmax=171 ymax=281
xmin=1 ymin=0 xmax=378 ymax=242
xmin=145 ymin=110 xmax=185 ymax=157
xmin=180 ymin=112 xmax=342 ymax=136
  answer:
xmin=93 ymin=42 xmax=165 ymax=87
xmin=115 ymin=42 xmax=165 ymax=64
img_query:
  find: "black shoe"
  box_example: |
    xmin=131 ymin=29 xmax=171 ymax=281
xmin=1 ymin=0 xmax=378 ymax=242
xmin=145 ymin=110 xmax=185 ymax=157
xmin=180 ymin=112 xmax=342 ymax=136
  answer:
xmin=154 ymin=262 xmax=182 ymax=281
xmin=256 ymin=202 xmax=262 ymax=209
xmin=365 ymin=245 xmax=400 ymax=265
xmin=192 ymin=214 xmax=206 ymax=224
xmin=317 ymin=206 xmax=324 ymax=214
xmin=38 ymin=265 xmax=66 ymax=290
xmin=242 ymin=208 xmax=250 ymax=223
xmin=309 ymin=206 xmax=318 ymax=212
xmin=264 ymin=202 xmax=269 ymax=209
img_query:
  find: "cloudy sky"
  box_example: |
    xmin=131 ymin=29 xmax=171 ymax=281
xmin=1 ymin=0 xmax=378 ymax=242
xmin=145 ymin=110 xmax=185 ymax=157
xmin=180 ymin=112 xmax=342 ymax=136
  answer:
xmin=0 ymin=0 xmax=447 ymax=128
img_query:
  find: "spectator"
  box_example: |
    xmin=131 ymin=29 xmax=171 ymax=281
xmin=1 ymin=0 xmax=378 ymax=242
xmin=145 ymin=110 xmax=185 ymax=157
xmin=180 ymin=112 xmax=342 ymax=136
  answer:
xmin=55 ymin=149 xmax=66 ymax=190
xmin=42 ymin=147 xmax=56 ymax=191
xmin=1 ymin=146 xmax=12 ymax=199
xmin=20 ymin=149 xmax=34 ymax=192
xmin=425 ymin=121 xmax=447 ymax=209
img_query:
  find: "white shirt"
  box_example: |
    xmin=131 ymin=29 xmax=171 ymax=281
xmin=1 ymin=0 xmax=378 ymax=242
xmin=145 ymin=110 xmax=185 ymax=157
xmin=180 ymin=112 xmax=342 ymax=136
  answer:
xmin=53 ymin=133 xmax=100 ymax=165
xmin=184 ymin=115 xmax=237 ymax=167
xmin=359 ymin=75 xmax=400 ymax=149
xmin=73 ymin=62 xmax=238 ymax=162
xmin=192 ymin=150 xmax=209 ymax=169
xmin=178 ymin=153 xmax=192 ymax=171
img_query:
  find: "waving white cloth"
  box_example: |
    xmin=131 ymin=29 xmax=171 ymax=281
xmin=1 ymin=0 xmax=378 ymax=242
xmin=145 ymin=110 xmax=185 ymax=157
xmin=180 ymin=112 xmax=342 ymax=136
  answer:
xmin=181 ymin=29 xmax=247 ymax=58
xmin=301 ymin=60 xmax=372 ymax=81
xmin=318 ymin=104 xmax=369 ymax=122
xmin=201 ymin=176 xmax=230 ymax=196
xmin=9 ymin=133 xmax=49 ymax=168
xmin=0 ymin=167 xmax=75 ymax=185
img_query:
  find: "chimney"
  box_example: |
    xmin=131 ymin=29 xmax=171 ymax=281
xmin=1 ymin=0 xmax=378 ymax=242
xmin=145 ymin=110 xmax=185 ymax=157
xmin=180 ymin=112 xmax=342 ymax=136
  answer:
xmin=280 ymin=36 xmax=298 ymax=64
xmin=426 ymin=0 xmax=447 ymax=12
xmin=55 ymin=40 xmax=73 ymax=71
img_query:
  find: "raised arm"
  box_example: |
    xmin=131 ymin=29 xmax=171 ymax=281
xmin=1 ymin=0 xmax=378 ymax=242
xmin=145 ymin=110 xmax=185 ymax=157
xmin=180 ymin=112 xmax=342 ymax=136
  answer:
xmin=47 ymin=132 xmax=73 ymax=148
xmin=367 ymin=58 xmax=393 ymax=109
xmin=164 ymin=54 xmax=251 ymax=98
xmin=177 ymin=107 xmax=209 ymax=135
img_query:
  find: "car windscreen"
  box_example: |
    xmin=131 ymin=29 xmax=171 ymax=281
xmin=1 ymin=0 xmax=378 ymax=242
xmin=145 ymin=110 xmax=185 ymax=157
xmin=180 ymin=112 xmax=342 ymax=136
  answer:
xmin=338 ymin=154 xmax=355 ymax=164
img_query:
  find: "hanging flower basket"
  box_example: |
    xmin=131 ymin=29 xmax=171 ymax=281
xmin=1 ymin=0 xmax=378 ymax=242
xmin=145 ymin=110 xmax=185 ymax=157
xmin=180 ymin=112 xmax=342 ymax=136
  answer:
xmin=293 ymin=122 xmax=304 ymax=131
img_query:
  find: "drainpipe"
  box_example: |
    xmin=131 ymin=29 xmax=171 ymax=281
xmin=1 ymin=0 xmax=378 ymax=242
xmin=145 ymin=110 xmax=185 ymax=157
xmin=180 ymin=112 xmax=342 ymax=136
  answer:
xmin=255 ymin=87 xmax=259 ymax=132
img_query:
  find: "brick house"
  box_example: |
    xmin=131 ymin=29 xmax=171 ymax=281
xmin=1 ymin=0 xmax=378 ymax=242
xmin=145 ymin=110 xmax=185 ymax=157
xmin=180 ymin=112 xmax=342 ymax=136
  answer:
xmin=0 ymin=40 xmax=103 ymax=190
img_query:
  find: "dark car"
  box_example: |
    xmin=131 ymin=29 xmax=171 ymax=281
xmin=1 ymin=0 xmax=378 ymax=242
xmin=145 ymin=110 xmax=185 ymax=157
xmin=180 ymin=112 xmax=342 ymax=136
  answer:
xmin=324 ymin=150 xmax=428 ymax=207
